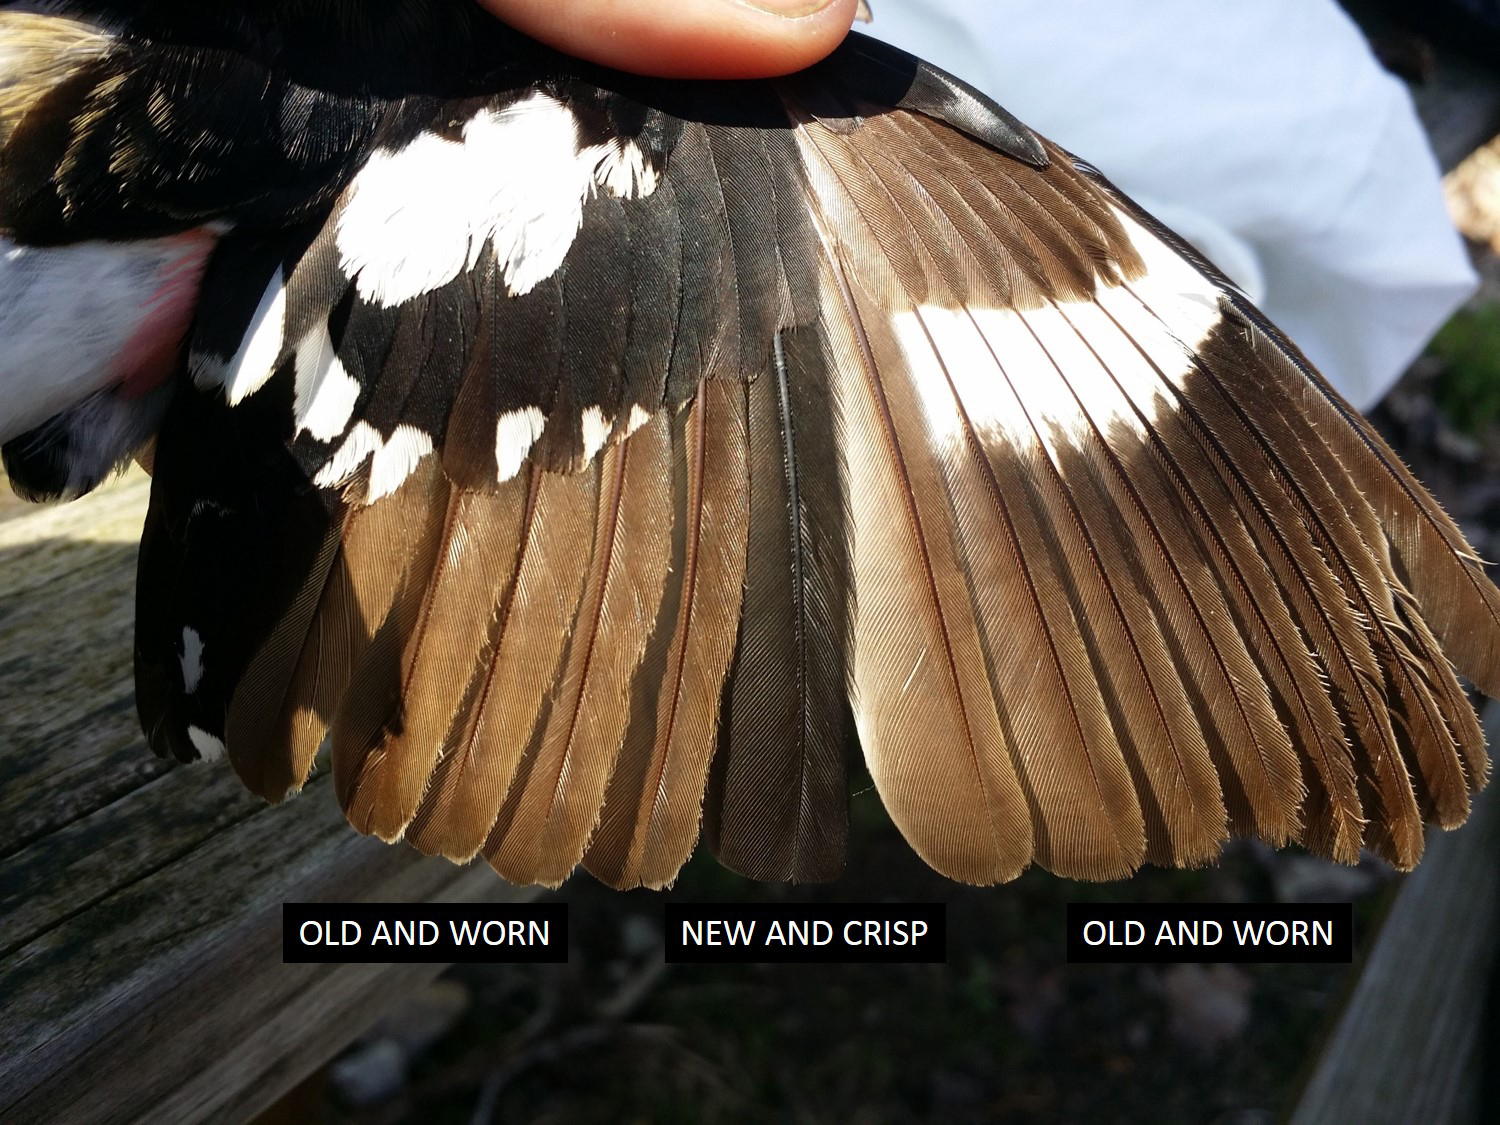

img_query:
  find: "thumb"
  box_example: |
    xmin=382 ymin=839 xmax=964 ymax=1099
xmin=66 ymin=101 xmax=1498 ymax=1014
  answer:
xmin=474 ymin=0 xmax=862 ymax=80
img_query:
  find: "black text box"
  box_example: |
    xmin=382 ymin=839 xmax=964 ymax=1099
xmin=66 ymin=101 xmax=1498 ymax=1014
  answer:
xmin=284 ymin=902 xmax=568 ymax=964
xmin=1066 ymin=902 xmax=1353 ymax=964
xmin=665 ymin=902 xmax=946 ymax=964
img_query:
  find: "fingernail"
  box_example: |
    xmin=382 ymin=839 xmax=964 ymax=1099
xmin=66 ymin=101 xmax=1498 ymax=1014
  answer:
xmin=737 ymin=0 xmax=835 ymax=17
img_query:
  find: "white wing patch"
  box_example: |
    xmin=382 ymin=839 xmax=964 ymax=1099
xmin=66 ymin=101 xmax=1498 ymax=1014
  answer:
xmin=187 ymin=725 xmax=227 ymax=763
xmin=292 ymin=321 xmax=360 ymax=441
xmin=313 ymin=420 xmax=434 ymax=502
xmin=896 ymin=203 xmax=1222 ymax=458
xmin=336 ymin=93 xmax=658 ymax=309
xmin=214 ymin=268 xmax=287 ymax=405
xmin=180 ymin=626 xmax=205 ymax=695
xmin=495 ymin=406 xmax=547 ymax=482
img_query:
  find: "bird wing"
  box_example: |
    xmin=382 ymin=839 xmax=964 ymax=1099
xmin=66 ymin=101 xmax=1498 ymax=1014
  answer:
xmin=4 ymin=15 xmax=1492 ymax=887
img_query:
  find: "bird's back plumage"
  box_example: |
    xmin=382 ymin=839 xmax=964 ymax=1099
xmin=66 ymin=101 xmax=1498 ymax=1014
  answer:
xmin=1 ymin=0 xmax=1494 ymax=887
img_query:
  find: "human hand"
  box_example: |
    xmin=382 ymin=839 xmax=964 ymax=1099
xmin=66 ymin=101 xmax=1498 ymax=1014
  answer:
xmin=474 ymin=0 xmax=865 ymax=79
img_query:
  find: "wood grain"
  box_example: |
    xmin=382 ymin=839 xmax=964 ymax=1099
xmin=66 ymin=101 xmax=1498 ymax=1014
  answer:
xmin=1289 ymin=703 xmax=1499 ymax=1125
xmin=0 ymin=470 xmax=537 ymax=1125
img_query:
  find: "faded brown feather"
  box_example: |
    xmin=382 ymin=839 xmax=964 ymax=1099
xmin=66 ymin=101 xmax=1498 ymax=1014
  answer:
xmin=412 ymin=466 xmax=600 ymax=861
xmin=357 ymin=477 xmax=534 ymax=845
xmin=971 ymin=308 xmax=1233 ymax=868
xmin=1046 ymin=295 xmax=1335 ymax=850
xmin=1234 ymin=302 xmax=1500 ymax=705
xmin=1088 ymin=280 xmax=1375 ymax=858
xmin=331 ymin=459 xmax=450 ymax=838
xmin=487 ymin=417 xmax=675 ymax=886
xmin=1123 ymin=300 xmax=1425 ymax=866
xmin=858 ymin=145 xmax=1228 ymax=868
xmin=586 ymin=382 xmax=751 ymax=889
xmin=1215 ymin=342 xmax=1473 ymax=834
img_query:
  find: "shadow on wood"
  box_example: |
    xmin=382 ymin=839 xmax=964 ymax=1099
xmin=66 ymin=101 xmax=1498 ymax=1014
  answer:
xmin=0 ymin=470 xmax=535 ymax=1125
xmin=1290 ymin=704 xmax=1500 ymax=1124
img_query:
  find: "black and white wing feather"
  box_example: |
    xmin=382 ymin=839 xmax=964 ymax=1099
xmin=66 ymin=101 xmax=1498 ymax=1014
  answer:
xmin=2 ymin=7 xmax=1494 ymax=887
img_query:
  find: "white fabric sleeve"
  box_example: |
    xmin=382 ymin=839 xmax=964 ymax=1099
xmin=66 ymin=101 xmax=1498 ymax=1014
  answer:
xmin=862 ymin=0 xmax=1478 ymax=408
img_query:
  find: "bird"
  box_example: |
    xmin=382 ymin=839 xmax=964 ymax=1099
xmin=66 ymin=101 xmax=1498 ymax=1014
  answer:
xmin=1 ymin=0 xmax=1496 ymax=890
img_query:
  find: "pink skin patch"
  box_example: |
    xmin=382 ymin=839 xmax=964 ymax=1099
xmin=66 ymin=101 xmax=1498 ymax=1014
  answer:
xmin=114 ymin=228 xmax=217 ymax=399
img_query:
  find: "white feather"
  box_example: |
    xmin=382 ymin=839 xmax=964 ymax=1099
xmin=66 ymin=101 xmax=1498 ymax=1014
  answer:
xmin=187 ymin=725 xmax=226 ymax=763
xmin=368 ymin=425 xmax=434 ymax=501
xmin=180 ymin=626 xmax=205 ymax=695
xmin=314 ymin=421 xmax=383 ymax=490
xmin=494 ymin=406 xmax=546 ymax=482
xmin=336 ymin=92 xmax=641 ymax=307
xmin=313 ymin=420 xmax=434 ymax=502
xmin=622 ymin=404 xmax=653 ymax=438
xmin=587 ymin=138 xmax=659 ymax=199
xmin=580 ymin=405 xmax=612 ymax=463
xmin=292 ymin=321 xmax=360 ymax=441
xmin=216 ymin=269 xmax=287 ymax=405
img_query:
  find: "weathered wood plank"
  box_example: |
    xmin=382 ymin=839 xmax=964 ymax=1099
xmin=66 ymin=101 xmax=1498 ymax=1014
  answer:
xmin=1289 ymin=704 xmax=1500 ymax=1125
xmin=0 ymin=470 xmax=166 ymax=857
xmin=0 ymin=470 xmax=535 ymax=1125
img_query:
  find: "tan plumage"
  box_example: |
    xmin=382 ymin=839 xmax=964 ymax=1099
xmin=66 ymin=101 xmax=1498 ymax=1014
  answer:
xmin=406 ymin=466 xmax=599 ymax=860
xmin=217 ymin=110 xmax=1493 ymax=888
xmin=487 ymin=415 xmax=675 ymax=886
xmin=395 ymin=476 xmax=533 ymax=854
xmin=585 ymin=380 xmax=751 ymax=889
xmin=355 ymin=478 xmax=533 ymax=839
xmin=777 ymin=102 xmax=1492 ymax=882
xmin=332 ymin=459 xmax=450 ymax=838
xmin=0 ymin=12 xmax=111 ymax=150
xmin=813 ymin=245 xmax=1042 ymax=884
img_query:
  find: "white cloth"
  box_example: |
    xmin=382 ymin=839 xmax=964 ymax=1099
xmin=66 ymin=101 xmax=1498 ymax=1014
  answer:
xmin=863 ymin=0 xmax=1478 ymax=408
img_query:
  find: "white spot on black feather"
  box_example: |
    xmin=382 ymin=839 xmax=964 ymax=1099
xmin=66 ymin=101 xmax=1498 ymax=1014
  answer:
xmin=580 ymin=405 xmax=611 ymax=463
xmin=292 ymin=321 xmax=360 ymax=440
xmin=187 ymin=725 xmax=226 ymax=763
xmin=368 ymin=424 xmax=434 ymax=500
xmin=494 ymin=406 xmax=546 ymax=482
xmin=216 ymin=268 xmax=286 ymax=405
xmin=588 ymin=138 xmax=660 ymax=199
xmin=623 ymin=404 xmax=653 ymax=437
xmin=335 ymin=92 xmax=651 ymax=307
xmin=180 ymin=626 xmax=205 ymax=695
xmin=313 ymin=421 xmax=433 ymax=501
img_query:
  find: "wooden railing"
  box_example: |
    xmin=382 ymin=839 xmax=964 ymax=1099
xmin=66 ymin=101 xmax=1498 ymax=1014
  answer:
xmin=0 ymin=471 xmax=537 ymax=1123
